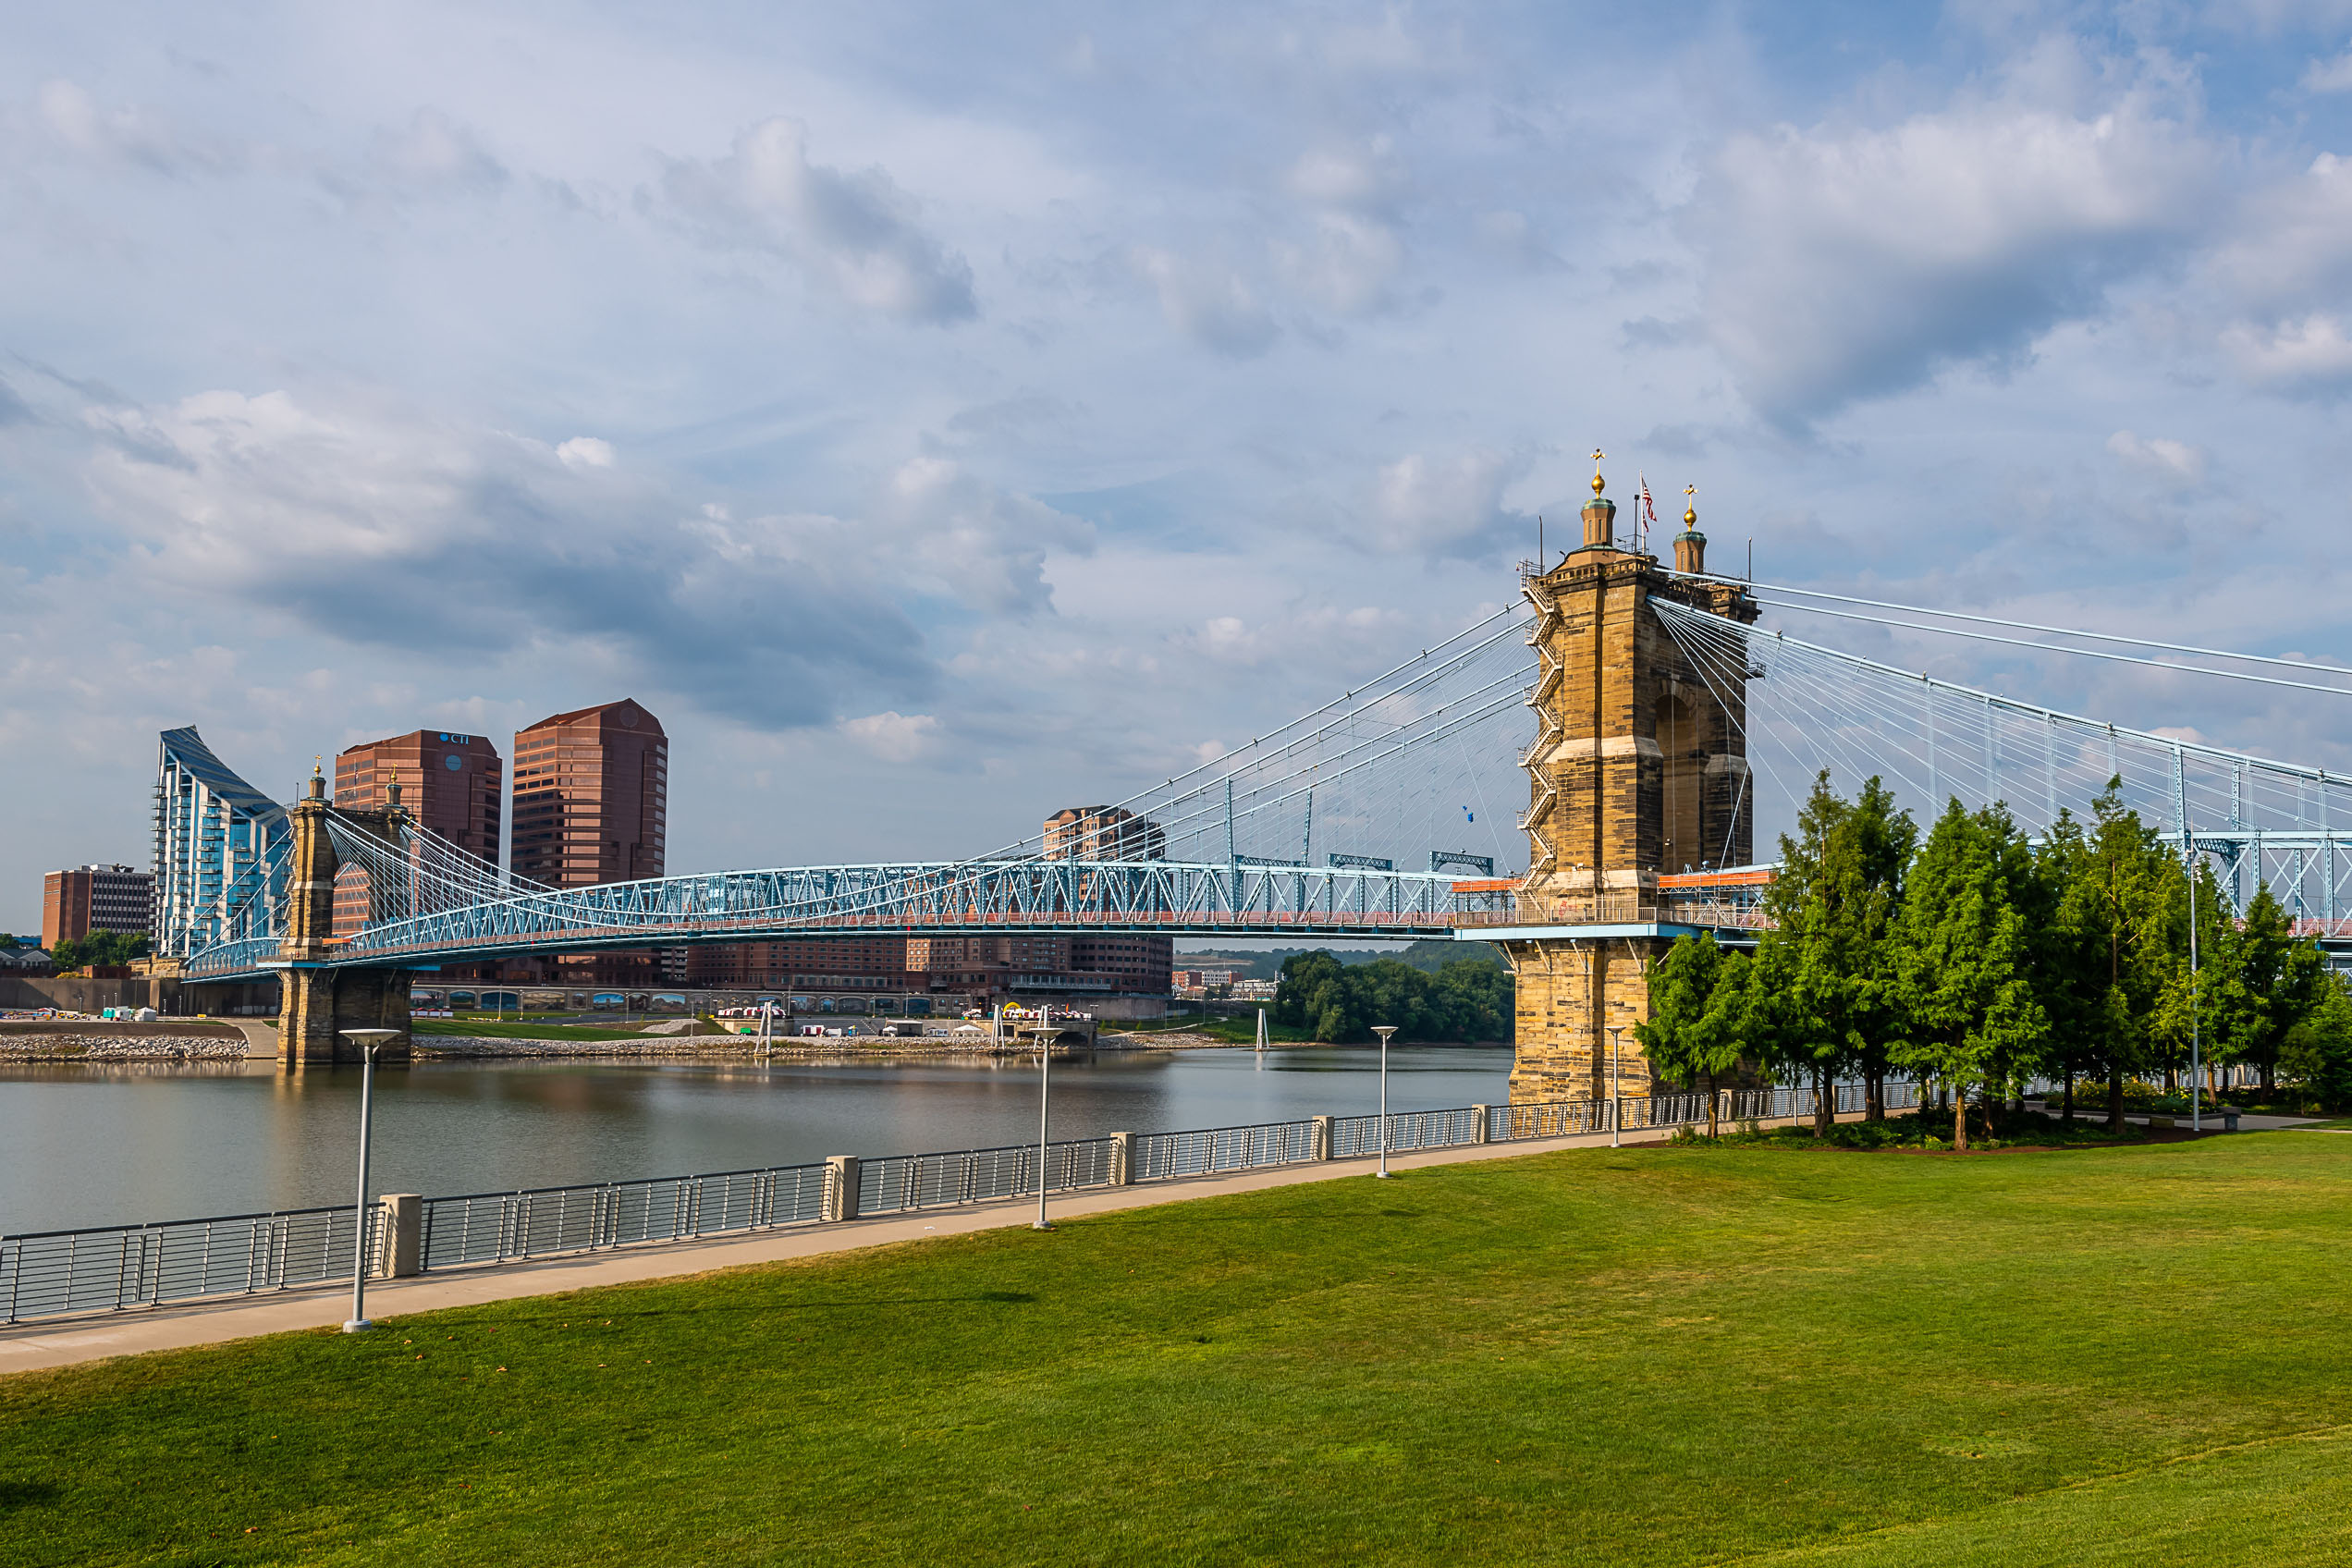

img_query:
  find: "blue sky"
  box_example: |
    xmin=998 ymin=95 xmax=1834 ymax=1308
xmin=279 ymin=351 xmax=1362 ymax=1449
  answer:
xmin=5 ymin=1 xmax=2352 ymax=928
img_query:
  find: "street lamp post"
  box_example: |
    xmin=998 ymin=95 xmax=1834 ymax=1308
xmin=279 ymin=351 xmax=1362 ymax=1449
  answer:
xmin=338 ymin=1027 xmax=402 ymax=1333
xmin=1034 ymin=1003 xmax=1055 ymax=1231
xmin=2187 ymin=851 xmax=2204 ymax=1133
xmin=1372 ymin=1025 xmax=1398 ymax=1178
xmin=1607 ymin=1025 xmax=1624 ymax=1148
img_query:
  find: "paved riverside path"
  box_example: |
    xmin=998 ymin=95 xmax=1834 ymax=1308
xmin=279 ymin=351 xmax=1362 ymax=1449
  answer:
xmin=1 ymin=1118 xmax=1735 ymax=1376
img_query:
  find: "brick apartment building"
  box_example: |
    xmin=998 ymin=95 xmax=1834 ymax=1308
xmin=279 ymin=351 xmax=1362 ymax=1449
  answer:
xmin=42 ymin=864 xmax=154 ymax=949
xmin=1072 ymin=934 xmax=1174 ymax=991
xmin=332 ymin=729 xmax=504 ymax=936
xmin=687 ymin=936 xmax=911 ymax=991
xmin=1042 ymin=804 xmax=1167 ymax=862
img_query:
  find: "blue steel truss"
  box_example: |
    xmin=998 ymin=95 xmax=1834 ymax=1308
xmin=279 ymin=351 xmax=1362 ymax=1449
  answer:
xmin=181 ymin=856 xmax=1471 ymax=981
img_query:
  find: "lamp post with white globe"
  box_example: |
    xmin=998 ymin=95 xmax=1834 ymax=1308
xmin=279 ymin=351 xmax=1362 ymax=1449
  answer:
xmin=1372 ymin=1025 xmax=1398 ymax=1178
xmin=339 ymin=1028 xmax=402 ymax=1333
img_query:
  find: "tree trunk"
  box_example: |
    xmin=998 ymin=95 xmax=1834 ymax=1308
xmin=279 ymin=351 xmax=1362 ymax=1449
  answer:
xmin=1705 ymin=1071 xmax=1719 ymax=1139
xmin=2107 ymin=1067 xmax=2125 ymax=1132
xmin=1952 ymin=1081 xmax=1969 ymax=1152
xmin=2061 ymin=1069 xmax=2074 ymax=1125
xmin=1815 ymin=1063 xmax=1833 ymax=1136
xmin=2260 ymin=1058 xmax=2275 ymax=1096
xmin=2163 ymin=1061 xmax=2176 ymax=1093
xmin=1865 ymin=1065 xmax=1885 ymax=1122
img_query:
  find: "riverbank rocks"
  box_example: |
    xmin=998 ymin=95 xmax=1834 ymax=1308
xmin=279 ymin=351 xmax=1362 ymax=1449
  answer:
xmin=0 ymin=1035 xmax=249 ymax=1060
xmin=412 ymin=1037 xmax=1047 ymax=1060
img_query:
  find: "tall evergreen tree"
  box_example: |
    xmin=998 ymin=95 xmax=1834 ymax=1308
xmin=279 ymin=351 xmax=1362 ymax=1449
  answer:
xmin=1887 ymin=801 xmax=2049 ymax=1149
xmin=2033 ymin=809 xmax=2102 ymax=1121
xmin=1636 ymin=934 xmax=1752 ymax=1136
xmin=2056 ymin=783 xmax=2183 ymax=1129
xmin=2199 ymin=881 xmax=2326 ymax=1096
xmin=1756 ymin=772 xmax=1914 ymax=1133
xmin=2280 ymin=974 xmax=2352 ymax=1112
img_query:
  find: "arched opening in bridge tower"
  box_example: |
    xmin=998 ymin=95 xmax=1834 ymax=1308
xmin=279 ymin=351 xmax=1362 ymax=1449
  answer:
xmin=1658 ymin=692 xmax=1707 ymax=876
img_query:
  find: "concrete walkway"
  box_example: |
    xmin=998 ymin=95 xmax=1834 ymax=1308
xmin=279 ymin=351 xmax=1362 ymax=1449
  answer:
xmin=1 ymin=1123 xmax=1685 ymax=1377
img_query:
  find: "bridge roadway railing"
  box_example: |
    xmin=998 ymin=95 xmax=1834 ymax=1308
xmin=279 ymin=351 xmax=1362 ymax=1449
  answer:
xmin=0 ymin=1081 xmax=1922 ymax=1325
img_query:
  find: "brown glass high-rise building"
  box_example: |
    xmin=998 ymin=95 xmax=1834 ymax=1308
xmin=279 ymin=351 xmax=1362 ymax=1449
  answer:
xmin=331 ymin=730 xmax=504 ymax=935
xmin=510 ymin=699 xmax=668 ymax=888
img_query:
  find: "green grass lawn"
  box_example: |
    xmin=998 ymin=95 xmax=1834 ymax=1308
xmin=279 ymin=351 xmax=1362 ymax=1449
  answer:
xmin=5 ymin=1135 xmax=2350 ymax=1566
xmin=406 ymin=1018 xmax=695 ymax=1042
xmin=1115 ymin=1012 xmax=1322 ymax=1043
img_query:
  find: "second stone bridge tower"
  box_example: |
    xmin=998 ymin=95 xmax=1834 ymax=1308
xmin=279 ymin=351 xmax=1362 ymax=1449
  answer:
xmin=1496 ymin=459 xmax=1758 ymax=1102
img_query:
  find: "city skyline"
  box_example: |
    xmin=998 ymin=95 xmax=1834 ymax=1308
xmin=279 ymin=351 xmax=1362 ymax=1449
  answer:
xmin=8 ymin=5 xmax=2352 ymax=931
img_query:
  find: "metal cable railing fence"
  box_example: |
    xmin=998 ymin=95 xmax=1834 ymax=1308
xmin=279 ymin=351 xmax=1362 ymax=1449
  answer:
xmin=419 ymin=1164 xmax=830 ymax=1271
xmin=1134 ymin=1120 xmax=1317 ymax=1181
xmin=860 ymin=1139 xmax=1118 ymax=1215
xmin=0 ymin=1204 xmax=374 ymax=1323
xmin=1330 ymin=1107 xmax=1487 ymax=1159
xmin=3 ymin=1082 xmax=1927 ymax=1324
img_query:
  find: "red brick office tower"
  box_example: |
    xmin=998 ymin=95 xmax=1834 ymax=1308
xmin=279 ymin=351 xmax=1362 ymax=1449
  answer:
xmin=332 ymin=730 xmax=504 ymax=937
xmin=511 ymin=699 xmax=668 ymax=986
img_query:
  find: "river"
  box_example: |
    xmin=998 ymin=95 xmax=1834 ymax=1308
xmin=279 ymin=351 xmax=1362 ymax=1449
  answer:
xmin=0 ymin=1044 xmax=1514 ymax=1236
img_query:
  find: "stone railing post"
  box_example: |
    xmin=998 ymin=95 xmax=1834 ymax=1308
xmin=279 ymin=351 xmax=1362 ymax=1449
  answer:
xmin=823 ymin=1155 xmax=860 ymax=1223
xmin=1471 ymin=1105 xmax=1491 ymax=1145
xmin=1311 ymin=1114 xmax=1332 ymax=1161
xmin=1110 ymin=1131 xmax=1133 ymax=1185
xmin=379 ymin=1193 xmax=423 ymax=1277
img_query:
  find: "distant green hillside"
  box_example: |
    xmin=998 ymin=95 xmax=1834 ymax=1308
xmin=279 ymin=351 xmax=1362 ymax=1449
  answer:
xmin=1176 ymin=939 xmax=1505 ymax=982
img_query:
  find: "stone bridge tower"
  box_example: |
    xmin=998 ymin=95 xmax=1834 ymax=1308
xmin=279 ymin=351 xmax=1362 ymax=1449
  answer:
xmin=1497 ymin=461 xmax=1758 ymax=1102
xmin=276 ymin=766 xmax=416 ymax=1068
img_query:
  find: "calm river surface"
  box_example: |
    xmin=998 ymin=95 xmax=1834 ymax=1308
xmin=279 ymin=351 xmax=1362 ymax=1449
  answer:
xmin=0 ymin=1045 xmax=1513 ymax=1236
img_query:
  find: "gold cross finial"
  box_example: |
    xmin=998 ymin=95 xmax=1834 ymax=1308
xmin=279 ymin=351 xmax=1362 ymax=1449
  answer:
xmin=1683 ymin=484 xmax=1697 ymax=528
xmin=1589 ymin=448 xmax=1606 ymax=497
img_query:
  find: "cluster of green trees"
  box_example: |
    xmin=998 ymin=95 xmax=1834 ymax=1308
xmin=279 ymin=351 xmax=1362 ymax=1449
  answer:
xmin=1270 ymin=950 xmax=1513 ymax=1043
xmin=1187 ymin=939 xmax=1507 ymax=982
xmin=48 ymin=928 xmax=151 ymax=971
xmin=1639 ymin=773 xmax=2352 ymax=1147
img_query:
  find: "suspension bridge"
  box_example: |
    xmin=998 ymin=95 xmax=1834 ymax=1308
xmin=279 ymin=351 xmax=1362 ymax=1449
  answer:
xmin=177 ymin=472 xmax=2352 ymax=1076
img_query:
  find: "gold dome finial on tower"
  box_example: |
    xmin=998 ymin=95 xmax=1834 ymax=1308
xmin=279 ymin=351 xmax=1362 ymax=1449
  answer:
xmin=1589 ymin=448 xmax=1607 ymax=496
xmin=1672 ymin=484 xmax=1708 ymax=574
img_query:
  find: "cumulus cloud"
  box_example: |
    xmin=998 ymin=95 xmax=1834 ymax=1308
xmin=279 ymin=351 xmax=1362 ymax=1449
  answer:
xmin=876 ymin=456 xmax=1094 ymax=616
xmin=556 ymin=435 xmax=615 ymax=469
xmin=1172 ymin=605 xmax=1394 ymax=667
xmin=2209 ymin=153 xmax=2352 ymax=312
xmin=1688 ymin=94 xmax=2218 ymax=425
xmin=363 ymin=108 xmax=508 ymax=196
xmin=1364 ymin=448 xmax=1527 ymax=556
xmin=2302 ymin=50 xmax=2352 ymax=92
xmin=1274 ymin=212 xmax=1404 ymax=315
xmin=1276 ymin=139 xmax=1408 ymax=314
xmin=34 ymin=79 xmax=228 ymax=176
xmin=839 ymin=709 xmax=940 ymax=763
xmin=2220 ymin=313 xmax=2352 ymax=394
xmin=2106 ymin=430 xmax=2206 ymax=486
xmin=1130 ymin=247 xmax=1280 ymax=356
xmin=661 ymin=117 xmax=976 ymax=323
xmin=72 ymin=387 xmax=936 ymax=728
